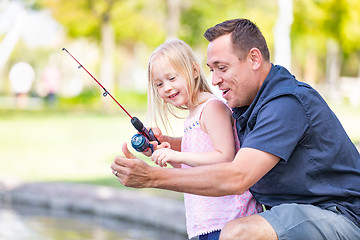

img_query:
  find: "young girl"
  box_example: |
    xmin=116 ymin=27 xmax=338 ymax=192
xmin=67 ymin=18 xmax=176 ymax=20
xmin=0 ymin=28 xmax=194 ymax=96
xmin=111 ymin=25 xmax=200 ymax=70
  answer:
xmin=146 ymin=39 xmax=262 ymax=240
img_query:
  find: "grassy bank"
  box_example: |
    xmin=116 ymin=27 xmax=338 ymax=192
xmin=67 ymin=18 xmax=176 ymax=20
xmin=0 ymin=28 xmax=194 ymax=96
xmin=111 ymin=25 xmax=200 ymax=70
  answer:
xmin=0 ymin=101 xmax=359 ymax=196
xmin=0 ymin=110 xmax=137 ymax=184
xmin=0 ymin=108 xmax=185 ymax=199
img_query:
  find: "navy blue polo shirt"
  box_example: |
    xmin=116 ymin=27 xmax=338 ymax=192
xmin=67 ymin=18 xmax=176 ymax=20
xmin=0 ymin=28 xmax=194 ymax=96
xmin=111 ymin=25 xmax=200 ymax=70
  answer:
xmin=233 ymin=64 xmax=360 ymax=228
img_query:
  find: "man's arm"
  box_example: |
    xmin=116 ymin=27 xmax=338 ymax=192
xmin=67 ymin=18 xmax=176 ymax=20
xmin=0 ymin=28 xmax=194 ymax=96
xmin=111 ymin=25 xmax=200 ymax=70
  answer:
xmin=111 ymin=143 xmax=280 ymax=196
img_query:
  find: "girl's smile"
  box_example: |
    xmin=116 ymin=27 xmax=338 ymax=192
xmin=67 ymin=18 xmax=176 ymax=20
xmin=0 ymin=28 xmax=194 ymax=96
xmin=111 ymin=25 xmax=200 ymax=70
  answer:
xmin=168 ymin=92 xmax=179 ymax=99
xmin=151 ymin=57 xmax=189 ymax=108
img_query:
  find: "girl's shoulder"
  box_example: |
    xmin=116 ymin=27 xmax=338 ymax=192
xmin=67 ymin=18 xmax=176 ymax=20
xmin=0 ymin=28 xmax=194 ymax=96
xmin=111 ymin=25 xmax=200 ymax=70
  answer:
xmin=199 ymin=97 xmax=232 ymax=122
xmin=198 ymin=97 xmax=234 ymax=135
xmin=201 ymin=97 xmax=231 ymax=114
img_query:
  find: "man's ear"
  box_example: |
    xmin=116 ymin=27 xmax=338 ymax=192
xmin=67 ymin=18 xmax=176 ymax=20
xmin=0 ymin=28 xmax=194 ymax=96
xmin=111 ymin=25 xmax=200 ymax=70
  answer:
xmin=248 ymin=48 xmax=262 ymax=70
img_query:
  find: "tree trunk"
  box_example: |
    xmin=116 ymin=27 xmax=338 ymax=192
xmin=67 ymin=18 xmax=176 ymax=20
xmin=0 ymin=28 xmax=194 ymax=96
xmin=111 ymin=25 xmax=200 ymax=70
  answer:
xmin=325 ymin=39 xmax=342 ymax=101
xmin=100 ymin=19 xmax=115 ymax=112
xmin=274 ymin=0 xmax=293 ymax=71
xmin=303 ymin=51 xmax=317 ymax=85
xmin=0 ymin=11 xmax=26 ymax=72
xmin=166 ymin=0 xmax=180 ymax=39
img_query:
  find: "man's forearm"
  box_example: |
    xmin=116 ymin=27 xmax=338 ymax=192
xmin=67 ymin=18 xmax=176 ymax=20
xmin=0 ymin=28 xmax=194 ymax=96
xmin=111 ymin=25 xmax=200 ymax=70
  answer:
xmin=150 ymin=162 xmax=246 ymax=196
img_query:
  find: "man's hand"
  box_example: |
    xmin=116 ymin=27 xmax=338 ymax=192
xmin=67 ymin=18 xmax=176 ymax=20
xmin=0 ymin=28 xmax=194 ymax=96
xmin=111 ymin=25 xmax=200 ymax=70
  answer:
xmin=111 ymin=142 xmax=153 ymax=188
xmin=122 ymin=141 xmax=137 ymax=159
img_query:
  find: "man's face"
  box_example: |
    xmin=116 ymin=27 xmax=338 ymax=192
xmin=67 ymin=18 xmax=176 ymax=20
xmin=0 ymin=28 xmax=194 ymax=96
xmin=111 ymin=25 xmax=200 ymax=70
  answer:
xmin=206 ymin=34 xmax=257 ymax=108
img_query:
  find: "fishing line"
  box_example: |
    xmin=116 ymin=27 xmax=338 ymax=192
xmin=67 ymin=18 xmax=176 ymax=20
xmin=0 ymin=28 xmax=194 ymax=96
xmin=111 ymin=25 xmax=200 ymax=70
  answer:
xmin=62 ymin=48 xmax=133 ymax=119
xmin=62 ymin=47 xmax=160 ymax=152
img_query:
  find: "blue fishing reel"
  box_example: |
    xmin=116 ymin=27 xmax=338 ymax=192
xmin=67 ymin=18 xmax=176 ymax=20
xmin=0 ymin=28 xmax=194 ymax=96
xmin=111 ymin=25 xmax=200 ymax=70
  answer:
xmin=130 ymin=117 xmax=159 ymax=153
xmin=131 ymin=133 xmax=154 ymax=152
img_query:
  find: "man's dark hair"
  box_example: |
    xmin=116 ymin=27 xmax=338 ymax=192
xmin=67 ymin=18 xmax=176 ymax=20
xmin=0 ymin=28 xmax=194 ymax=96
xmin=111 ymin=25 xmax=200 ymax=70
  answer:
xmin=204 ymin=19 xmax=270 ymax=62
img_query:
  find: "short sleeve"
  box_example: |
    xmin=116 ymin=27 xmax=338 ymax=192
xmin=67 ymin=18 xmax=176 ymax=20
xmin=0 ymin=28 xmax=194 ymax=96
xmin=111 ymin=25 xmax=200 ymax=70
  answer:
xmin=242 ymin=95 xmax=309 ymax=161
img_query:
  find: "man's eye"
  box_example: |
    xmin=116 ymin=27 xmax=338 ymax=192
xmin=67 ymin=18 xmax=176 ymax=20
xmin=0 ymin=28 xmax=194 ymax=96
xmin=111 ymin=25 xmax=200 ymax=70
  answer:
xmin=219 ymin=66 xmax=226 ymax=71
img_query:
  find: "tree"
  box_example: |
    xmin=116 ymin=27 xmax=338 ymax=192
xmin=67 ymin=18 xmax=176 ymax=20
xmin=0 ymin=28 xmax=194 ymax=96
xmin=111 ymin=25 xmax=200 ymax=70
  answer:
xmin=39 ymin=0 xmax=166 ymax=101
xmin=274 ymin=0 xmax=293 ymax=71
xmin=292 ymin=0 xmax=360 ymax=90
xmin=166 ymin=0 xmax=181 ymax=39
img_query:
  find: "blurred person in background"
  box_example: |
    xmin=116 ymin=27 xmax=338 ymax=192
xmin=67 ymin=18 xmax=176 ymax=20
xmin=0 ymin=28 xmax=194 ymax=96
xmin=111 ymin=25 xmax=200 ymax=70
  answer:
xmin=9 ymin=61 xmax=35 ymax=109
xmin=41 ymin=64 xmax=61 ymax=108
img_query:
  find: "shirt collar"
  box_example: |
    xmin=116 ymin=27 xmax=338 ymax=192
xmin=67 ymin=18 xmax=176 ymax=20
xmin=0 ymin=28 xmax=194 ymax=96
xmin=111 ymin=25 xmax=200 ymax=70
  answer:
xmin=232 ymin=64 xmax=278 ymax=121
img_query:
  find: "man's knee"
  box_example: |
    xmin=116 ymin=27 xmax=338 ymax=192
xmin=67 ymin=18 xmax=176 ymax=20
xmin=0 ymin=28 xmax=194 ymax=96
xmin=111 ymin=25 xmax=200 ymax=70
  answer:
xmin=220 ymin=215 xmax=277 ymax=240
xmin=219 ymin=218 xmax=245 ymax=240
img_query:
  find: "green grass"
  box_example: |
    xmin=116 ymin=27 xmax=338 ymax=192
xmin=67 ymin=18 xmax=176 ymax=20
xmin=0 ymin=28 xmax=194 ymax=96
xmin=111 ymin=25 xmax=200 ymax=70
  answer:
xmin=0 ymin=110 xmax=137 ymax=183
xmin=0 ymin=108 xmax=184 ymax=199
xmin=0 ymin=101 xmax=359 ymax=200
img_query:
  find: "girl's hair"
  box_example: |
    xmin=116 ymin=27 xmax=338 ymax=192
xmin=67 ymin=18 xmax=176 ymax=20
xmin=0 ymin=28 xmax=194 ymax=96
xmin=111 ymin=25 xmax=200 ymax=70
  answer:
xmin=147 ymin=39 xmax=212 ymax=132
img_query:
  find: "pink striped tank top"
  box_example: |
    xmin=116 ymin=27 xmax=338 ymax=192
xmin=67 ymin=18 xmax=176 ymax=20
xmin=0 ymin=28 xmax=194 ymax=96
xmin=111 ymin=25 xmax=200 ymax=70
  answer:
xmin=181 ymin=98 xmax=262 ymax=239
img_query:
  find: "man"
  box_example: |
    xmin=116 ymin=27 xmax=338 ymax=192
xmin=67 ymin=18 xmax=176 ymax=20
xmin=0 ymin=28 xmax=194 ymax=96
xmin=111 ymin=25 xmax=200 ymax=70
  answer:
xmin=111 ymin=19 xmax=360 ymax=239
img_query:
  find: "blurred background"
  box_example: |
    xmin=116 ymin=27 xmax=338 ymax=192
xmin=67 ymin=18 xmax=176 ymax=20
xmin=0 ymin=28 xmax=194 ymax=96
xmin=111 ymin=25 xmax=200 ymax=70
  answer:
xmin=2 ymin=0 xmax=359 ymax=182
xmin=0 ymin=0 xmax=360 ymax=238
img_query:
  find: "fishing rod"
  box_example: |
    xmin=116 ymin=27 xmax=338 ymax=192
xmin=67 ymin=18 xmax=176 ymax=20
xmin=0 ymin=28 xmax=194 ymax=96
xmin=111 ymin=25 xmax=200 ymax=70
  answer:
xmin=62 ymin=48 xmax=160 ymax=152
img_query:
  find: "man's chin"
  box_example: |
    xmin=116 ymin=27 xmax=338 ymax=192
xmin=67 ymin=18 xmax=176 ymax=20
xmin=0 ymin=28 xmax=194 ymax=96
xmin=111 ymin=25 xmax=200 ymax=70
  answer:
xmin=225 ymin=100 xmax=235 ymax=108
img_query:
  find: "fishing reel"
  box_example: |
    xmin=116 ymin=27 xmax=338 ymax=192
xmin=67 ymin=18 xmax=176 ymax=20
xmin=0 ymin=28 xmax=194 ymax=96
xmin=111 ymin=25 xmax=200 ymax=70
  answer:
xmin=131 ymin=133 xmax=153 ymax=152
xmin=130 ymin=117 xmax=160 ymax=153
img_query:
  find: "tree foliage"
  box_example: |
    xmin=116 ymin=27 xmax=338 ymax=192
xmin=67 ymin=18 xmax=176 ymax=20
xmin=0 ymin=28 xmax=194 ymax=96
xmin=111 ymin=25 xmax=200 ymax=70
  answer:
xmin=179 ymin=0 xmax=277 ymax=50
xmin=36 ymin=0 xmax=360 ymax=81
xmin=293 ymin=0 xmax=360 ymax=59
xmin=39 ymin=0 xmax=166 ymax=47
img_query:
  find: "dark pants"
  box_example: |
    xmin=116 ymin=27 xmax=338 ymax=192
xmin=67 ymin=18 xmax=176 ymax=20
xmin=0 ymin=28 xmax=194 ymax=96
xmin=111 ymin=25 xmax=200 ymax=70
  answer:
xmin=199 ymin=230 xmax=221 ymax=240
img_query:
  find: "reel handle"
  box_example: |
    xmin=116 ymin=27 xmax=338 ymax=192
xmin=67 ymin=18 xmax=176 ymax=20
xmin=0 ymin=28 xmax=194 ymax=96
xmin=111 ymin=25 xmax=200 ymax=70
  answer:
xmin=131 ymin=116 xmax=160 ymax=144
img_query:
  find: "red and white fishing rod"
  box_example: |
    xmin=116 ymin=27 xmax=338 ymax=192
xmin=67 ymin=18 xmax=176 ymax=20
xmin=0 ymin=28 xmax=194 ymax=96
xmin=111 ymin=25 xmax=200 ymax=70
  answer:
xmin=62 ymin=48 xmax=160 ymax=151
xmin=62 ymin=48 xmax=133 ymax=119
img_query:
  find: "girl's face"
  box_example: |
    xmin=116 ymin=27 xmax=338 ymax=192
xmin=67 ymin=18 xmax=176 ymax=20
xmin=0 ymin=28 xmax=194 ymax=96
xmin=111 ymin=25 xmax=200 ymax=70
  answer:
xmin=151 ymin=57 xmax=189 ymax=108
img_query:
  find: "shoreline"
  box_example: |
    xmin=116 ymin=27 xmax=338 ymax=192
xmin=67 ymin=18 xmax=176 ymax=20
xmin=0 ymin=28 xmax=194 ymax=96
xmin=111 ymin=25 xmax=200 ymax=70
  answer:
xmin=0 ymin=180 xmax=187 ymax=235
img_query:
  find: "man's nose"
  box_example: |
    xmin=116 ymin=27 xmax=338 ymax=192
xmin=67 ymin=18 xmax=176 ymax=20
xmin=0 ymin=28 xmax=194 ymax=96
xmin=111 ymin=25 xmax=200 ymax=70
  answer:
xmin=211 ymin=72 xmax=222 ymax=86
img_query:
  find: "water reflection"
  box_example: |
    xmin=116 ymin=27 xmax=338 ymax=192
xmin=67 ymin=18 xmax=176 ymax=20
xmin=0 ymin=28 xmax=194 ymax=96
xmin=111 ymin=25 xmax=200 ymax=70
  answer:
xmin=0 ymin=204 xmax=187 ymax=240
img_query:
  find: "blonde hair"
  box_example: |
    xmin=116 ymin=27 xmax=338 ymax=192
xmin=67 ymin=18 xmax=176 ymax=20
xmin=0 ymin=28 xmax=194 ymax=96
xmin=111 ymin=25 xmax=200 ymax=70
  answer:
xmin=147 ymin=39 xmax=212 ymax=132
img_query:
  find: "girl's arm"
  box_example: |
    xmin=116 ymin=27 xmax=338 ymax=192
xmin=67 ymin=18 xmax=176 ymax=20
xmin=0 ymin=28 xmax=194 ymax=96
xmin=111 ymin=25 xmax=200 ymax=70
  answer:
xmin=152 ymin=100 xmax=236 ymax=167
xmin=161 ymin=135 xmax=182 ymax=152
xmin=149 ymin=127 xmax=182 ymax=152
xmin=147 ymin=128 xmax=182 ymax=168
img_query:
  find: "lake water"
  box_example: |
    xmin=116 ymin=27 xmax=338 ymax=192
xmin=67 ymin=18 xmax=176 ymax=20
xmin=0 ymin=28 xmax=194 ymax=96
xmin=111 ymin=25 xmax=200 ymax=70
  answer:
xmin=0 ymin=203 xmax=188 ymax=240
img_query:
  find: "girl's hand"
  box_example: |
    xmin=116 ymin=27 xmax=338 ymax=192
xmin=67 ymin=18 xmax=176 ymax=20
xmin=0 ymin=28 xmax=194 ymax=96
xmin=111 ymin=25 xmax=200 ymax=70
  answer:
xmin=140 ymin=127 xmax=165 ymax=157
xmin=149 ymin=127 xmax=163 ymax=142
xmin=154 ymin=141 xmax=171 ymax=150
xmin=151 ymin=148 xmax=180 ymax=167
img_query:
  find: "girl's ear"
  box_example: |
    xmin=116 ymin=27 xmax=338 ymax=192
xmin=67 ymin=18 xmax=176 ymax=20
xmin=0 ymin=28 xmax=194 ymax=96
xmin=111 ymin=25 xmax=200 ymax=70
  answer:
xmin=193 ymin=63 xmax=200 ymax=79
xmin=248 ymin=48 xmax=262 ymax=70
